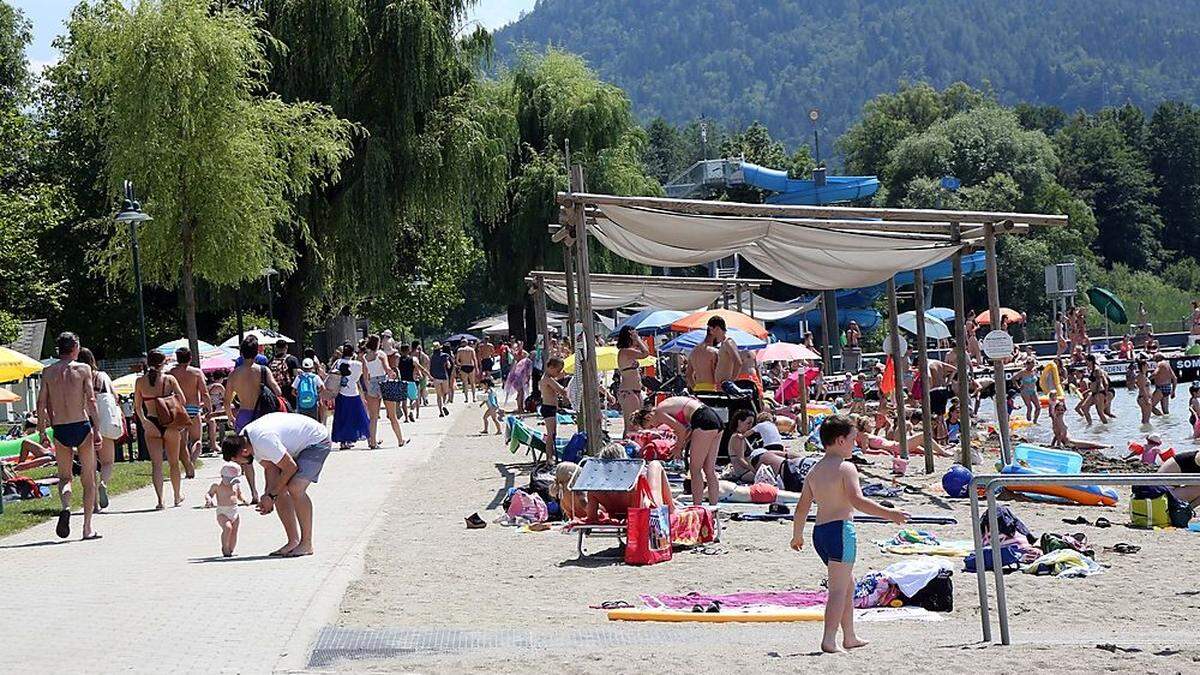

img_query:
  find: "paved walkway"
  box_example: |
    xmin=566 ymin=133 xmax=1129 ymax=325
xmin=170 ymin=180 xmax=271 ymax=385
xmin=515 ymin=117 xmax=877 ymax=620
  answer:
xmin=0 ymin=403 xmax=467 ymax=673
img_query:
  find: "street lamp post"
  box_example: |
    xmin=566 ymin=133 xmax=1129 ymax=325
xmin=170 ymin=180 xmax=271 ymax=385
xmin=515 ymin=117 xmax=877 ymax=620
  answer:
xmin=262 ymin=268 xmax=279 ymax=331
xmin=115 ymin=181 xmax=153 ymax=358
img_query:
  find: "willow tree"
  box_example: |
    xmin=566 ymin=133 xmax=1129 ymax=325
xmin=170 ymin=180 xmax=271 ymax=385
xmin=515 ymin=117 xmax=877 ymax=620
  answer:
xmin=236 ymin=0 xmax=509 ymax=342
xmin=479 ymin=49 xmax=662 ymax=341
xmin=55 ymin=0 xmax=355 ymax=358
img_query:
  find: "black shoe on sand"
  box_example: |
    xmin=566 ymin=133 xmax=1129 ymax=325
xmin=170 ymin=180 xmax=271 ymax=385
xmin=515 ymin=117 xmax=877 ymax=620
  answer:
xmin=56 ymin=509 xmax=71 ymax=539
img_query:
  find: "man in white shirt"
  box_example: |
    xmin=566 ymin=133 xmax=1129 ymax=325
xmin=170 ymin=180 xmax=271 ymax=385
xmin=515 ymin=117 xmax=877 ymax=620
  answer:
xmin=222 ymin=412 xmax=332 ymax=557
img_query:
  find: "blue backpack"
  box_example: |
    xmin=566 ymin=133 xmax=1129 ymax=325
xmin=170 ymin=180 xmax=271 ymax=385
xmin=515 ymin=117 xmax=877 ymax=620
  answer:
xmin=296 ymin=372 xmax=319 ymax=410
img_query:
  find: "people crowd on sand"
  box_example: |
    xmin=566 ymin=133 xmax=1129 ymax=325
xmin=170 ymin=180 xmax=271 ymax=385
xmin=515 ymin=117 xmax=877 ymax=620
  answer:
xmin=14 ymin=328 xmax=520 ymax=552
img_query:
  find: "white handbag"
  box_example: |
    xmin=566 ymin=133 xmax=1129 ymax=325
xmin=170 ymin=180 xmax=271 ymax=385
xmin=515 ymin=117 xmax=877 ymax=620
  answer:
xmin=95 ymin=374 xmax=125 ymax=439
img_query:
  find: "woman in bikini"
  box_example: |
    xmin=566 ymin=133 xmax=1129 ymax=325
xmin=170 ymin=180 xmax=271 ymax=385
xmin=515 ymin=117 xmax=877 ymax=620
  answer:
xmin=585 ymin=443 xmax=674 ymax=519
xmin=134 ymin=351 xmax=187 ymax=509
xmin=629 ymin=396 xmax=724 ymax=506
xmin=1016 ymin=359 xmax=1041 ymax=423
xmin=615 ymin=326 xmax=650 ymax=429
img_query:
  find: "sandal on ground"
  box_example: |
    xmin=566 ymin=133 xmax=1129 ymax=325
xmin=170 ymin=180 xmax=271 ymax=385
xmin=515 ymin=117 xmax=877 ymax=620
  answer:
xmin=98 ymin=483 xmax=109 ymax=510
xmin=465 ymin=513 xmax=487 ymax=529
xmin=1094 ymin=517 xmax=1112 ymax=528
xmin=1107 ymin=542 xmax=1141 ymax=554
xmin=590 ymin=600 xmax=633 ymax=610
xmin=82 ymin=532 xmax=102 ymax=541
xmin=1062 ymin=516 xmax=1089 ymax=525
xmin=56 ymin=509 xmax=71 ymax=539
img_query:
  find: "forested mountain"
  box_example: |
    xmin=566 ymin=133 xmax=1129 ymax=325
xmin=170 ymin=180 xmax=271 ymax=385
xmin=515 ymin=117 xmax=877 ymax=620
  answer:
xmin=494 ymin=0 xmax=1200 ymax=147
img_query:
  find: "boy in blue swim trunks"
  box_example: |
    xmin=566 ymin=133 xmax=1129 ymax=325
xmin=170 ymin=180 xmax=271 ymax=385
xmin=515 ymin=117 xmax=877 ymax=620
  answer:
xmin=790 ymin=414 xmax=909 ymax=653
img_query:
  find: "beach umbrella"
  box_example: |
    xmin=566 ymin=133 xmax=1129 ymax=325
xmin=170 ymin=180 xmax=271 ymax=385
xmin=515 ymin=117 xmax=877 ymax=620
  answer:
xmin=609 ymin=309 xmax=688 ymax=337
xmin=111 ymin=372 xmax=139 ymax=397
xmin=0 ymin=388 xmax=20 ymax=403
xmin=446 ymin=333 xmax=479 ymax=343
xmin=974 ymin=308 xmax=1023 ymax=326
xmin=0 ymin=346 xmax=43 ymax=383
xmin=670 ymin=309 xmax=769 ymax=339
xmin=926 ymin=307 xmax=956 ymax=323
xmin=219 ymin=329 xmax=295 ymax=348
xmin=897 ymin=311 xmax=952 ymax=340
xmin=659 ymin=328 xmax=767 ymax=355
xmin=1086 ymin=287 xmax=1127 ymax=325
xmin=154 ymin=338 xmax=228 ymax=359
xmin=775 ymin=367 xmax=821 ymax=402
xmin=563 ymin=346 xmax=655 ymax=374
xmin=200 ymin=355 xmax=236 ymax=373
xmin=755 ymin=341 xmax=822 ymax=363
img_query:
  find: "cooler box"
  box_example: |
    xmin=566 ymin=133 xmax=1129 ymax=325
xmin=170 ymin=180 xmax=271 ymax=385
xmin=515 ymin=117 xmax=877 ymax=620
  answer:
xmin=1130 ymin=496 xmax=1170 ymax=529
xmin=1014 ymin=444 xmax=1082 ymax=474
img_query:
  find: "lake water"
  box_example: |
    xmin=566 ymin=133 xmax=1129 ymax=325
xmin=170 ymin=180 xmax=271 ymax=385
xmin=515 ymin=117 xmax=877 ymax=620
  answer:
xmin=973 ymin=386 xmax=1199 ymax=457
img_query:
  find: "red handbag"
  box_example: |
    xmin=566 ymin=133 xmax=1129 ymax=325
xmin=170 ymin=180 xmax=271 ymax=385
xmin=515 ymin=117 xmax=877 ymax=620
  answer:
xmin=625 ymin=477 xmax=673 ymax=566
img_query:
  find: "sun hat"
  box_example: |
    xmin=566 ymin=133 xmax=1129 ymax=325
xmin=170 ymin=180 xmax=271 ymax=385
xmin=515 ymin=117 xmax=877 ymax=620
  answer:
xmin=220 ymin=462 xmax=241 ymax=480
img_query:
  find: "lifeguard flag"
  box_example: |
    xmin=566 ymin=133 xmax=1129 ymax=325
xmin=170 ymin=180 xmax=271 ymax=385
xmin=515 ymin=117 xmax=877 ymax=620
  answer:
xmin=880 ymin=356 xmax=895 ymax=396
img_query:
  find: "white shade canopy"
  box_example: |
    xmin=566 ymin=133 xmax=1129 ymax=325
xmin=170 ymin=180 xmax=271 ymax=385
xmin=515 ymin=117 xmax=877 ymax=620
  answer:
xmin=741 ymin=292 xmax=821 ymax=321
xmin=543 ymin=279 xmax=722 ymax=311
xmin=589 ymin=204 xmax=964 ymax=290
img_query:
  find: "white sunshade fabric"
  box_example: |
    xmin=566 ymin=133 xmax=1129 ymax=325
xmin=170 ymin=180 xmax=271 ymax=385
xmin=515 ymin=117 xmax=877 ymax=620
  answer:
xmin=543 ymin=278 xmax=725 ymax=311
xmin=741 ymin=292 xmax=821 ymax=321
xmin=591 ymin=204 xmax=963 ymax=290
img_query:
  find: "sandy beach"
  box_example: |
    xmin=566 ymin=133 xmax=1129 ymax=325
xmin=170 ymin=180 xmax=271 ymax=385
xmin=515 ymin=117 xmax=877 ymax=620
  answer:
xmin=318 ymin=411 xmax=1200 ymax=673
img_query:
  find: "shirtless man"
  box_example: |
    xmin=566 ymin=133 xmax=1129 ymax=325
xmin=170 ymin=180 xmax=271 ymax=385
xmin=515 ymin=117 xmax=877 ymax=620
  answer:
xmin=709 ymin=316 xmax=742 ymax=389
xmin=36 ymin=332 xmax=102 ymax=540
xmin=1190 ymin=300 xmax=1200 ymax=347
xmin=456 ymin=341 xmax=479 ymax=402
xmin=687 ymin=330 xmax=718 ymax=391
xmin=225 ymin=336 xmax=284 ymax=502
xmin=1151 ymin=352 xmax=1178 ymax=414
xmin=477 ymin=338 xmax=496 ymax=382
xmin=965 ymin=317 xmax=981 ymax=364
xmin=169 ymin=346 xmax=210 ymax=479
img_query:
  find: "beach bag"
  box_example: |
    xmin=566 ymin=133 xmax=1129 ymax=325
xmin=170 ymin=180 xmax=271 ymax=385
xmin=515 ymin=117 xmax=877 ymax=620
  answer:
xmin=253 ymin=367 xmax=286 ymax=419
xmin=151 ymin=377 xmax=191 ymax=430
xmin=1167 ymin=493 xmax=1195 ymax=528
xmin=561 ymin=432 xmax=587 ymax=464
xmin=505 ymin=489 xmax=548 ymax=523
xmin=379 ymin=379 xmax=404 ymax=403
xmin=625 ymin=477 xmax=672 ymax=566
xmin=854 ymin=572 xmax=900 ymax=609
xmin=320 ymin=372 xmax=340 ymax=400
xmin=1130 ymin=496 xmax=1170 ymax=529
xmin=296 ymin=373 xmax=319 ymax=411
xmin=979 ymin=505 xmax=1036 ymax=545
xmin=963 ymin=544 xmax=1022 ymax=573
xmin=901 ymin=570 xmax=954 ymax=612
xmin=95 ymin=389 xmax=124 ymax=440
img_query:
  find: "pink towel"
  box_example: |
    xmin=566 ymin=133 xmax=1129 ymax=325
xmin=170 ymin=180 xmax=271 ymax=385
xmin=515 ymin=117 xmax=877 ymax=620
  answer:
xmin=640 ymin=590 xmax=827 ymax=610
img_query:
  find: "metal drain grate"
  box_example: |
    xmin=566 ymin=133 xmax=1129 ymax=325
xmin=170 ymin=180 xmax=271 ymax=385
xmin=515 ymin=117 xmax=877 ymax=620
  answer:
xmin=307 ymin=624 xmax=792 ymax=668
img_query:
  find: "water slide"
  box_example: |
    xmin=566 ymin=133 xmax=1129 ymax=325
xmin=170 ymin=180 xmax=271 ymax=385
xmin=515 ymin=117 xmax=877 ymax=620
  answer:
xmin=663 ymin=158 xmax=879 ymax=205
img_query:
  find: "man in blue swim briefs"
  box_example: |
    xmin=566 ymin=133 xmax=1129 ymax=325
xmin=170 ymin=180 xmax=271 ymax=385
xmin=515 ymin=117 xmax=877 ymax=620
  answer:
xmin=36 ymin=331 xmax=103 ymax=541
xmin=790 ymin=414 xmax=909 ymax=654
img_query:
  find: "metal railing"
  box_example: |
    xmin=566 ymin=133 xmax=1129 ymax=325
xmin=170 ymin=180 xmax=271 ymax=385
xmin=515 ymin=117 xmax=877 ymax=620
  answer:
xmin=969 ymin=473 xmax=1200 ymax=645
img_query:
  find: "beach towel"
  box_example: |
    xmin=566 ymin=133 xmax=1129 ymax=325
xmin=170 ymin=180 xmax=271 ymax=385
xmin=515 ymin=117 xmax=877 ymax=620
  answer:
xmin=640 ymin=590 xmax=827 ymax=611
xmin=854 ymin=572 xmax=900 ymax=609
xmin=670 ymin=507 xmax=716 ymax=547
xmin=880 ymin=542 xmax=974 ymax=557
xmin=1022 ymin=549 xmax=1102 ymax=578
xmin=881 ymin=558 xmax=953 ymax=597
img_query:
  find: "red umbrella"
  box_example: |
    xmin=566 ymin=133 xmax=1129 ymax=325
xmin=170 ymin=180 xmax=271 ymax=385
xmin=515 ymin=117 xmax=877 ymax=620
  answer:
xmin=974 ymin=308 xmax=1023 ymax=326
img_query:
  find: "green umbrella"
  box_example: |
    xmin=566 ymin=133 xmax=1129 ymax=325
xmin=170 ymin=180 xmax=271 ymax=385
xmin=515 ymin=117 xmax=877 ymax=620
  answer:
xmin=1086 ymin=287 xmax=1127 ymax=324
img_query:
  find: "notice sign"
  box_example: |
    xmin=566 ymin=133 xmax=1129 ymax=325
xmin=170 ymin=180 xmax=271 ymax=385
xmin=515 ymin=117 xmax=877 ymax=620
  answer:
xmin=982 ymin=330 xmax=1015 ymax=360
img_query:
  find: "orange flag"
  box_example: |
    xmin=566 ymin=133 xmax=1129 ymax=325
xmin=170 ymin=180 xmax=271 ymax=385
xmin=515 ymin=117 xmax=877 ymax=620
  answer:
xmin=880 ymin=356 xmax=895 ymax=396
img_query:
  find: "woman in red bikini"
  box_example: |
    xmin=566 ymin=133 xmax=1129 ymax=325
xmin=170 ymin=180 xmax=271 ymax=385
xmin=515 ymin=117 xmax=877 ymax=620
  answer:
xmin=628 ymin=396 xmax=724 ymax=506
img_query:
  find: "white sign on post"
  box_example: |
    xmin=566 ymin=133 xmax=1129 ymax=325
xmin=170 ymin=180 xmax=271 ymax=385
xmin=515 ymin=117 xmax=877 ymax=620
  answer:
xmin=982 ymin=330 xmax=1015 ymax=361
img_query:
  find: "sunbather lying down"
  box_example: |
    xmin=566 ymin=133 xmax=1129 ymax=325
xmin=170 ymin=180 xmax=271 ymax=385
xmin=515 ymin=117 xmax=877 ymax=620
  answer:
xmin=584 ymin=444 xmax=675 ymax=521
xmin=679 ymin=479 xmax=802 ymax=505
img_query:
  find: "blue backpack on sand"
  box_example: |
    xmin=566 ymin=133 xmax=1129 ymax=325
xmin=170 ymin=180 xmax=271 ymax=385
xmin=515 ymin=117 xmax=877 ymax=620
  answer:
xmin=297 ymin=372 xmax=319 ymax=410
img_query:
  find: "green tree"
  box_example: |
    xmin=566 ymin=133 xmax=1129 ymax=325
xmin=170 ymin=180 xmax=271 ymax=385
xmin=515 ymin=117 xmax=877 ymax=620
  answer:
xmin=1055 ymin=110 xmax=1163 ymax=269
xmin=1148 ymin=102 xmax=1200 ymax=258
xmin=57 ymin=0 xmax=355 ymax=359
xmin=248 ymin=0 xmax=509 ymax=344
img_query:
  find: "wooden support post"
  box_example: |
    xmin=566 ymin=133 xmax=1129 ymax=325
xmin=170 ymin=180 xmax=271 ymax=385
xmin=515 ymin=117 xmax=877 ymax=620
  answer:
xmin=886 ymin=278 xmax=908 ymax=459
xmin=952 ymin=224 xmax=972 ymax=467
xmin=822 ymin=289 xmax=840 ymax=372
xmin=735 ymin=283 xmax=743 ymax=312
xmin=563 ymin=245 xmax=577 ymax=348
xmin=570 ymin=165 xmax=603 ymax=454
xmin=984 ymin=223 xmax=1014 ymax=465
xmin=914 ymin=268 xmax=935 ymax=473
xmin=534 ymin=278 xmax=550 ymax=372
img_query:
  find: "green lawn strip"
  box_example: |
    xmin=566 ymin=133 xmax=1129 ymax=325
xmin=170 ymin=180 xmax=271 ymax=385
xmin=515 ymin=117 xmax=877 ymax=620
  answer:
xmin=0 ymin=460 xmax=201 ymax=538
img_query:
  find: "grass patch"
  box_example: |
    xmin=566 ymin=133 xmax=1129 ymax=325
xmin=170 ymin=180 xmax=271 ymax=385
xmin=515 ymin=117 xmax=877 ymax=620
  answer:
xmin=0 ymin=460 xmax=200 ymax=538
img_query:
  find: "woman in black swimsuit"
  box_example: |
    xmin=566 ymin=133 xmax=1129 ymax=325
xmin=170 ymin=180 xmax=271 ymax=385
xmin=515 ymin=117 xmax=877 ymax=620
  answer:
xmin=1158 ymin=450 xmax=1200 ymax=504
xmin=134 ymin=351 xmax=188 ymax=509
xmin=615 ymin=326 xmax=650 ymax=428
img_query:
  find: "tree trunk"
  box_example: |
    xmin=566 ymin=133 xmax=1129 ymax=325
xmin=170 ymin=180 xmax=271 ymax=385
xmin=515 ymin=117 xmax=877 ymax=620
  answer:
xmin=279 ymin=267 xmax=306 ymax=351
xmin=506 ymin=303 xmax=525 ymax=344
xmin=524 ymin=298 xmax=537 ymax=351
xmin=181 ymin=222 xmax=200 ymax=361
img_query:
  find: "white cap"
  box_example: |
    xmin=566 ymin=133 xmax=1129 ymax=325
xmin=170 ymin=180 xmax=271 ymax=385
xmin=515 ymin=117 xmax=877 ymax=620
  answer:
xmin=302 ymin=358 xmax=315 ymax=370
xmin=220 ymin=462 xmax=241 ymax=480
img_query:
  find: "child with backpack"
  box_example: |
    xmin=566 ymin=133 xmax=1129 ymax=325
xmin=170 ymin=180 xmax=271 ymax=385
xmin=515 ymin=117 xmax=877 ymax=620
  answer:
xmin=292 ymin=358 xmax=324 ymax=422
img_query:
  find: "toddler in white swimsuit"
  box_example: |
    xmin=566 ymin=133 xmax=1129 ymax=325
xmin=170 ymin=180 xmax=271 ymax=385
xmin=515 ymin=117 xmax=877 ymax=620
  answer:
xmin=206 ymin=462 xmax=249 ymax=557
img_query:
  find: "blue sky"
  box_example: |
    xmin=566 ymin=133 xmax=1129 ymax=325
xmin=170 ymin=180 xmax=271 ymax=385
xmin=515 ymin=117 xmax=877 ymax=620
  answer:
xmin=13 ymin=0 xmax=537 ymax=68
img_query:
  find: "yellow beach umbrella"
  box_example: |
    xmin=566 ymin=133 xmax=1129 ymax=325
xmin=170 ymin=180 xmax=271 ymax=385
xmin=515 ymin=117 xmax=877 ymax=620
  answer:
xmin=563 ymin=346 xmax=655 ymax=374
xmin=111 ymin=372 xmax=139 ymax=397
xmin=0 ymin=346 xmax=42 ymax=383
